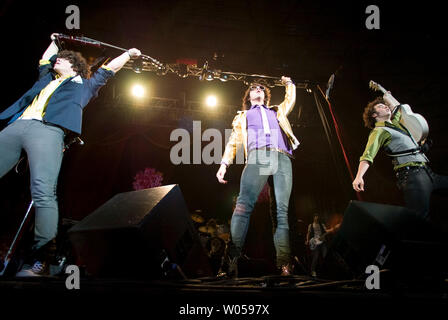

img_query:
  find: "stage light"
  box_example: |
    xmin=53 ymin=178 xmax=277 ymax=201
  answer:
xmin=219 ymin=73 xmax=229 ymax=82
xmin=205 ymin=71 xmax=214 ymax=81
xmin=132 ymin=58 xmax=143 ymax=73
xmin=131 ymin=84 xmax=145 ymax=98
xmin=205 ymin=95 xmax=218 ymax=108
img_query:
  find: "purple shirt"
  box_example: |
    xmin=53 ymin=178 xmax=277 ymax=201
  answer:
xmin=246 ymin=104 xmax=292 ymax=155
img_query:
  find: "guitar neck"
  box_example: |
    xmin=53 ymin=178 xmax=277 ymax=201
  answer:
xmin=370 ymin=81 xmax=429 ymax=142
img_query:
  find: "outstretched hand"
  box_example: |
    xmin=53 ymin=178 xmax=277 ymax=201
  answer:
xmin=352 ymin=177 xmax=365 ymax=192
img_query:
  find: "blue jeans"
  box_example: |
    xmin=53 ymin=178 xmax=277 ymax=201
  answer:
xmin=0 ymin=119 xmax=64 ymax=250
xmin=231 ymin=149 xmax=293 ymax=267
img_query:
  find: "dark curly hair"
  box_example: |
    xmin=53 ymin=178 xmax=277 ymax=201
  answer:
xmin=57 ymin=50 xmax=90 ymax=78
xmin=241 ymin=81 xmax=272 ymax=110
xmin=363 ymin=96 xmax=385 ymax=129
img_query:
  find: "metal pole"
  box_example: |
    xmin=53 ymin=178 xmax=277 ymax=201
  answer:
xmin=0 ymin=200 xmax=34 ymax=276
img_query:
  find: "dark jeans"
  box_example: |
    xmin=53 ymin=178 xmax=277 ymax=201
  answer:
xmin=0 ymin=119 xmax=65 ymax=251
xmin=231 ymin=149 xmax=293 ymax=267
xmin=311 ymin=243 xmax=327 ymax=273
xmin=396 ymin=165 xmax=448 ymax=220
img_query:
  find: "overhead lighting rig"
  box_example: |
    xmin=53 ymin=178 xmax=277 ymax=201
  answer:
xmin=123 ymin=58 xmax=313 ymax=89
xmin=54 ymin=34 xmax=314 ymax=89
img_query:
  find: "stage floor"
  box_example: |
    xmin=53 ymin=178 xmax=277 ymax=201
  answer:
xmin=1 ymin=274 xmax=446 ymax=317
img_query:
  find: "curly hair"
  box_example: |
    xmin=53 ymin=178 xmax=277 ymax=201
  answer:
xmin=57 ymin=50 xmax=90 ymax=78
xmin=241 ymin=81 xmax=272 ymax=110
xmin=363 ymin=96 xmax=385 ymax=129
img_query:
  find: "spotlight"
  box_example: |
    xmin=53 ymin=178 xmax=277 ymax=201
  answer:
xmin=219 ymin=73 xmax=229 ymax=82
xmin=306 ymin=88 xmax=313 ymax=93
xmin=131 ymin=84 xmax=145 ymax=98
xmin=132 ymin=58 xmax=143 ymax=73
xmin=205 ymin=71 xmax=214 ymax=81
xmin=205 ymin=95 xmax=218 ymax=108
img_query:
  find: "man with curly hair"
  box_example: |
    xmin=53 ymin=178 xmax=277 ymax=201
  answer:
xmin=216 ymin=77 xmax=298 ymax=276
xmin=352 ymin=92 xmax=448 ymax=220
xmin=0 ymin=33 xmax=141 ymax=276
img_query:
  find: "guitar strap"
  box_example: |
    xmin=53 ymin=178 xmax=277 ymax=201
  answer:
xmin=386 ymin=146 xmax=422 ymax=157
xmin=309 ymin=222 xmax=326 ymax=238
xmin=379 ymin=124 xmax=423 ymax=157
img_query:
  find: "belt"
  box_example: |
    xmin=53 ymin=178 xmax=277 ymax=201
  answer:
xmin=40 ymin=120 xmax=68 ymax=135
xmin=253 ymin=147 xmax=295 ymax=160
xmin=395 ymin=164 xmax=427 ymax=173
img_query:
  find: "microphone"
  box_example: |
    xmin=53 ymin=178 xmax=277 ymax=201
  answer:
xmin=63 ymin=136 xmax=85 ymax=152
xmin=76 ymin=137 xmax=85 ymax=146
xmin=325 ymin=73 xmax=335 ymax=100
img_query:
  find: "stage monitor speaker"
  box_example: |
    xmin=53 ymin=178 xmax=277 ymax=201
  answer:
xmin=332 ymin=200 xmax=447 ymax=279
xmin=68 ymin=184 xmax=212 ymax=279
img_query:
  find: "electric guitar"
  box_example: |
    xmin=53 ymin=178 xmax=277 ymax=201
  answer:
xmin=309 ymin=235 xmax=324 ymax=251
xmin=308 ymin=223 xmax=341 ymax=251
xmin=369 ymin=80 xmax=429 ymax=143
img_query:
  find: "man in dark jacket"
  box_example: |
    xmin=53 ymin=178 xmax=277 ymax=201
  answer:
xmin=0 ymin=33 xmax=141 ymax=276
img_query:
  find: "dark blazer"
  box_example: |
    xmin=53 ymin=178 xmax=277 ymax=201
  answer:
xmin=0 ymin=55 xmax=115 ymax=134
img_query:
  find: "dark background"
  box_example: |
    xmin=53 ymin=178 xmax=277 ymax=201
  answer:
xmin=0 ymin=1 xmax=446 ymax=261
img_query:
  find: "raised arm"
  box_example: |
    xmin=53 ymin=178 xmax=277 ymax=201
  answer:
xmin=383 ymin=91 xmax=400 ymax=113
xmin=38 ymin=33 xmax=60 ymax=79
xmin=276 ymin=76 xmax=296 ymax=116
xmin=105 ymin=48 xmax=141 ymax=73
xmin=42 ymin=33 xmax=60 ymax=61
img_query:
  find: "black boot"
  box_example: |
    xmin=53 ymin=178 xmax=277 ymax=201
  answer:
xmin=217 ymin=241 xmax=241 ymax=278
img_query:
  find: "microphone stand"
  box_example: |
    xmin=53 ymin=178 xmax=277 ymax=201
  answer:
xmin=54 ymin=34 xmax=315 ymax=88
xmin=55 ymin=34 xmax=165 ymax=69
xmin=0 ymin=201 xmax=34 ymax=276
